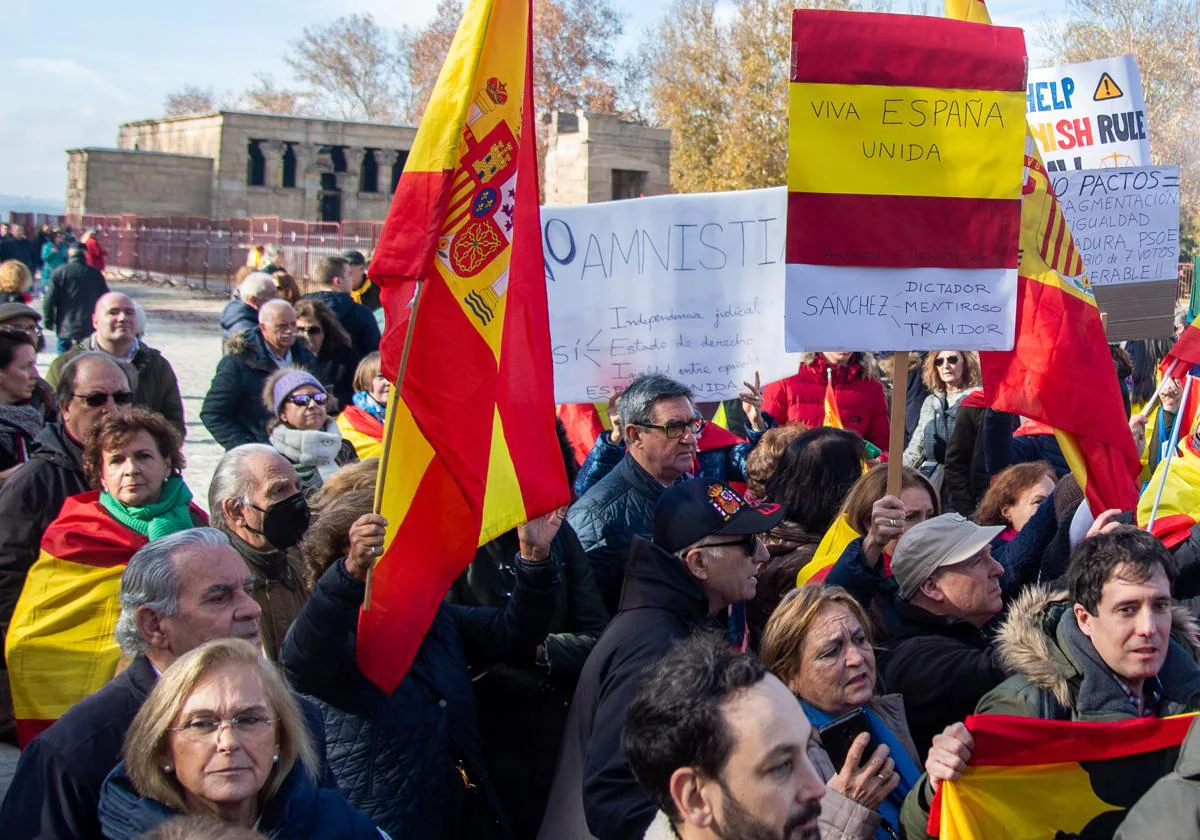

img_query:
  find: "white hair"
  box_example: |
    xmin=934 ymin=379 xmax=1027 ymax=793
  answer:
xmin=208 ymin=443 xmax=284 ymax=530
xmin=240 ymin=272 xmax=277 ymax=305
xmin=257 ymin=298 xmax=294 ymax=324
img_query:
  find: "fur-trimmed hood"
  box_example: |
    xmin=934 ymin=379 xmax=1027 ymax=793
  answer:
xmin=996 ymin=585 xmax=1200 ymax=712
xmin=798 ymin=351 xmax=881 ymax=382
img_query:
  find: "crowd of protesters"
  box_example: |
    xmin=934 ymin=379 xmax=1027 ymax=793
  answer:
xmin=4 ymin=227 xmax=1200 ymax=840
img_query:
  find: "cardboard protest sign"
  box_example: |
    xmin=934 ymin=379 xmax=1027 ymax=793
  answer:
xmin=542 ymin=188 xmax=801 ymax=404
xmin=1053 ymin=165 xmax=1180 ymax=285
xmin=1026 ymin=56 xmax=1150 ymax=172
xmin=785 ymin=11 xmax=1026 ymax=351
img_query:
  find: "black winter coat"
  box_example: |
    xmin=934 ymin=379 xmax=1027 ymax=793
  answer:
xmin=280 ymin=555 xmax=558 ymax=840
xmin=943 ymin=404 xmax=988 ymax=516
xmin=43 ymin=254 xmax=108 ymax=340
xmin=982 ymin=409 xmax=1070 ymax=477
xmin=0 ymin=423 xmax=89 ymax=649
xmin=447 ymin=525 xmax=610 ymax=839
xmin=302 ymin=290 xmax=380 ymax=358
xmin=878 ymin=599 xmax=1007 ymax=761
xmin=0 ymin=655 xmax=335 ymax=840
xmin=199 ymin=328 xmax=316 ymax=450
xmin=567 ymin=454 xmax=678 ymax=614
xmin=538 ymin=537 xmax=713 ymax=840
xmin=312 ymin=342 xmax=361 ymax=415
xmin=218 ymin=298 xmax=260 ymax=339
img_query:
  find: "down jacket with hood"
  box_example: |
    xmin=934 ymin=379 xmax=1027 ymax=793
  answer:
xmin=279 ymin=553 xmax=558 ymax=840
xmin=538 ymin=536 xmax=715 ymax=840
xmin=762 ymin=353 xmax=890 ymax=450
xmin=199 ymin=328 xmax=316 ymax=450
xmin=218 ymin=297 xmax=260 ymax=339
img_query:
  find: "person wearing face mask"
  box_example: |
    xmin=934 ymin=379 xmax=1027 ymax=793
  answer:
xmin=761 ymin=586 xmax=922 ymax=840
xmin=209 ymin=444 xmax=313 ymax=661
xmin=262 ymin=369 xmax=356 ymax=498
xmin=5 ymin=409 xmax=205 ymax=746
xmin=337 ymin=352 xmax=388 ymax=460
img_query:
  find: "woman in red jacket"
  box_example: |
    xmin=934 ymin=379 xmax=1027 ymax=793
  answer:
xmin=761 ymin=352 xmax=890 ymax=451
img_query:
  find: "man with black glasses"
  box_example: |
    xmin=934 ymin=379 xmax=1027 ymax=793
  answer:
xmin=542 ymin=478 xmax=784 ymax=840
xmin=0 ymin=352 xmax=133 ymax=745
xmin=569 ymin=373 xmax=703 ymax=612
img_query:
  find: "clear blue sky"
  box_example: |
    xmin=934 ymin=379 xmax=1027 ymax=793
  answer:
xmin=0 ymin=0 xmax=1064 ymax=204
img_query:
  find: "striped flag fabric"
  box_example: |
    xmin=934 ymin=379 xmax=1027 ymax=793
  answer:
xmin=5 ymin=492 xmax=147 ymax=746
xmin=945 ymin=0 xmax=1142 ymax=514
xmin=796 ymin=513 xmax=860 ymax=587
xmin=823 ymin=371 xmax=844 ymax=429
xmin=1161 ymin=314 xmax=1200 ymax=376
xmin=932 ymin=713 xmax=1194 ymax=838
xmin=1136 ymin=402 xmax=1200 ymax=547
xmin=360 ymin=0 xmax=569 ymax=692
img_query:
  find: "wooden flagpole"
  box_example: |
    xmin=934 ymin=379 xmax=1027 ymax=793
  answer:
xmin=886 ymin=351 xmax=910 ymax=497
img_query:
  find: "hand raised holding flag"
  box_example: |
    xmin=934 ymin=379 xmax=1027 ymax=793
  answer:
xmin=516 ymin=505 xmax=568 ymax=562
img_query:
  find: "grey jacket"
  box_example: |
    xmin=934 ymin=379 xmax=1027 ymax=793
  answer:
xmin=1115 ymin=716 xmax=1200 ymax=838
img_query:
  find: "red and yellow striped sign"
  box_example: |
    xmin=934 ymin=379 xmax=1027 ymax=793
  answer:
xmin=788 ymin=11 xmax=1027 ymax=271
xmin=933 ymin=713 xmax=1194 ymax=839
xmin=946 ymin=0 xmax=1142 ymax=513
xmin=360 ymin=0 xmax=569 ymax=692
xmin=5 ymin=492 xmax=147 ymax=745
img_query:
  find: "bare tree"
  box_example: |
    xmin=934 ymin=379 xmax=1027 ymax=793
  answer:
xmin=404 ymin=0 xmax=465 ymax=122
xmin=163 ymin=85 xmax=216 ymax=116
xmin=284 ymin=13 xmax=406 ymax=122
xmin=533 ymin=0 xmax=624 ymax=113
xmin=1042 ymin=0 xmax=1200 ymax=218
xmin=239 ymin=73 xmax=305 ymax=115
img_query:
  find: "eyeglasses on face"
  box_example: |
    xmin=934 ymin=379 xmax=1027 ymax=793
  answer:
xmin=636 ymin=418 xmax=704 ymax=439
xmin=287 ymin=392 xmax=329 ymax=407
xmin=693 ymin=534 xmax=762 ymax=555
xmin=72 ymin=391 xmax=135 ymax=407
xmin=295 ymin=325 xmax=323 ymax=336
xmin=168 ymin=714 xmax=276 ymax=742
xmin=935 ymin=355 xmax=961 ymax=367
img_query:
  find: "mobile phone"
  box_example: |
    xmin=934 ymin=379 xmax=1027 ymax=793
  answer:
xmin=817 ymin=707 xmax=877 ymax=770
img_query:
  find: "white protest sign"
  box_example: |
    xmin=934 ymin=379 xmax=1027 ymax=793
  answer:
xmin=1026 ymin=55 xmax=1150 ymax=172
xmin=542 ymin=188 xmax=801 ymax=404
xmin=1052 ymin=165 xmax=1180 ymax=285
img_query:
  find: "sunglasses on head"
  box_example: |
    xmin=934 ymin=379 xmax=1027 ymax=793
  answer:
xmin=287 ymin=392 xmax=329 ymax=407
xmin=73 ymin=391 xmax=134 ymax=407
xmin=935 ymin=355 xmax=961 ymax=367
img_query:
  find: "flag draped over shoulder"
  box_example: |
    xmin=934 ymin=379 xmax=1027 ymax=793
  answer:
xmin=932 ymin=713 xmax=1195 ymax=839
xmin=5 ymin=492 xmax=147 ymax=746
xmin=362 ymin=0 xmax=569 ymax=693
xmin=945 ymin=0 xmax=1141 ymax=514
xmin=797 ymin=513 xmax=860 ymax=586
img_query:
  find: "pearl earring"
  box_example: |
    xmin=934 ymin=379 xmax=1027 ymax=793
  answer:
xmin=162 ymin=763 xmax=173 ymax=773
xmin=272 ymin=754 xmax=279 ymax=763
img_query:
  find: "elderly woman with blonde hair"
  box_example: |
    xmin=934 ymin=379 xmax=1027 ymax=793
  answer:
xmin=761 ymin=585 xmax=923 ymax=840
xmin=97 ymin=638 xmax=384 ymax=838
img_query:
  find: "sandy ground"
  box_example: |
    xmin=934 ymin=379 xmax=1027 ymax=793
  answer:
xmin=0 ymin=279 xmax=232 ymax=801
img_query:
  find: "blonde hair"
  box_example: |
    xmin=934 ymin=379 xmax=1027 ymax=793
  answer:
xmin=921 ymin=350 xmax=981 ymax=393
xmin=743 ymin=424 xmax=807 ymax=499
xmin=0 ymin=260 xmax=32 ymax=294
xmin=759 ymin=585 xmax=874 ymax=693
xmin=352 ymin=352 xmax=382 ymax=394
xmin=122 ymin=638 xmax=317 ymax=814
xmin=312 ymin=457 xmax=377 ymax=510
xmin=840 ymin=463 xmax=939 ymax=536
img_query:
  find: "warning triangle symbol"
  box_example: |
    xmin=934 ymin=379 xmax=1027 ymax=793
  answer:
xmin=1094 ymin=72 xmax=1124 ymax=101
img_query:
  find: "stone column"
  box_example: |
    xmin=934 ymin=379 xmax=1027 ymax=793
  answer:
xmin=384 ymin=150 xmax=405 ymax=193
xmin=298 ymin=144 xmax=333 ymax=220
xmin=260 ymin=140 xmax=287 ymax=189
xmin=343 ymin=147 xmax=366 ymax=194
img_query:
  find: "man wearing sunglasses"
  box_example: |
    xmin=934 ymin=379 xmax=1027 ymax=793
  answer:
xmin=46 ymin=292 xmax=185 ymax=438
xmin=542 ymin=478 xmax=784 ymax=840
xmin=0 ymin=352 xmax=134 ymax=745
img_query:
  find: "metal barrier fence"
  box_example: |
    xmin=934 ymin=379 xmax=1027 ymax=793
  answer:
xmin=7 ymin=208 xmax=1198 ymax=301
xmin=6 ymin=211 xmax=389 ymax=294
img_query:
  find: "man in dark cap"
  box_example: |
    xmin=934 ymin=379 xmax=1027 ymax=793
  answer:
xmin=343 ymin=249 xmax=381 ymax=313
xmin=541 ymin=479 xmax=784 ymax=840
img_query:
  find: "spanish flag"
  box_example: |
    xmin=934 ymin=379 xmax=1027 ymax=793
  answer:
xmin=796 ymin=512 xmax=860 ymax=586
xmin=336 ymin=405 xmax=384 ymax=461
xmin=361 ymin=0 xmax=569 ymax=692
xmin=823 ymin=370 xmax=843 ymax=429
xmin=932 ymin=713 xmax=1194 ymax=838
xmin=1161 ymin=313 xmax=1200 ymax=376
xmin=1136 ymin=411 xmax=1200 ymax=548
xmin=945 ymin=0 xmax=1141 ymax=514
xmin=5 ymin=492 xmax=147 ymax=746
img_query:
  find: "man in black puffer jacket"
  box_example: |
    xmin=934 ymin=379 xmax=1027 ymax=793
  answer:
xmin=43 ymin=245 xmax=108 ymax=352
xmin=280 ymin=491 xmax=565 ymax=840
xmin=300 ymin=255 xmax=379 ymax=357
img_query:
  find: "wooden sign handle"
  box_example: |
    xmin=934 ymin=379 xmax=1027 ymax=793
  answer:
xmin=886 ymin=351 xmax=909 ymax=498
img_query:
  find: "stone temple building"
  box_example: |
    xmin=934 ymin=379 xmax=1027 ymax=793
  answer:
xmin=66 ymin=109 xmax=672 ymax=220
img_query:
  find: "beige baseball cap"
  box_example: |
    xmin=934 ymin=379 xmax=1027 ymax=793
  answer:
xmin=891 ymin=513 xmax=1003 ymax=601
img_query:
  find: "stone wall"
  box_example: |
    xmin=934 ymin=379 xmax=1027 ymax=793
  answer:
xmin=65 ymin=149 xmax=212 ymax=217
xmin=543 ymin=111 xmax=672 ymax=205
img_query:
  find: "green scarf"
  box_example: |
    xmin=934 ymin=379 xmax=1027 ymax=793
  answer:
xmin=100 ymin=475 xmax=195 ymax=541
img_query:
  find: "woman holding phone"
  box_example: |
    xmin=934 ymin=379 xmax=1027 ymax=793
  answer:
xmin=760 ymin=585 xmax=922 ymax=840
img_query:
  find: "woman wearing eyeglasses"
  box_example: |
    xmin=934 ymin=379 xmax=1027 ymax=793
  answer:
xmin=0 ymin=326 xmax=52 ymax=483
xmin=901 ymin=351 xmax=981 ymax=500
xmin=98 ymin=638 xmax=384 ymax=838
xmin=294 ymin=298 xmax=357 ymax=414
xmin=263 ymin=369 xmax=357 ymax=498
xmin=5 ymin=409 xmax=205 ymax=745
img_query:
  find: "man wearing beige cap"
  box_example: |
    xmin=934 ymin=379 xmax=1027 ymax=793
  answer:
xmin=877 ymin=513 xmax=1008 ymax=761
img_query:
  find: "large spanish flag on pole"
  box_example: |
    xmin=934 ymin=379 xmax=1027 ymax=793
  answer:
xmin=931 ymin=713 xmax=1194 ymax=838
xmin=361 ymin=0 xmax=569 ymax=692
xmin=945 ymin=0 xmax=1141 ymax=514
xmin=5 ymin=492 xmax=147 ymax=746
